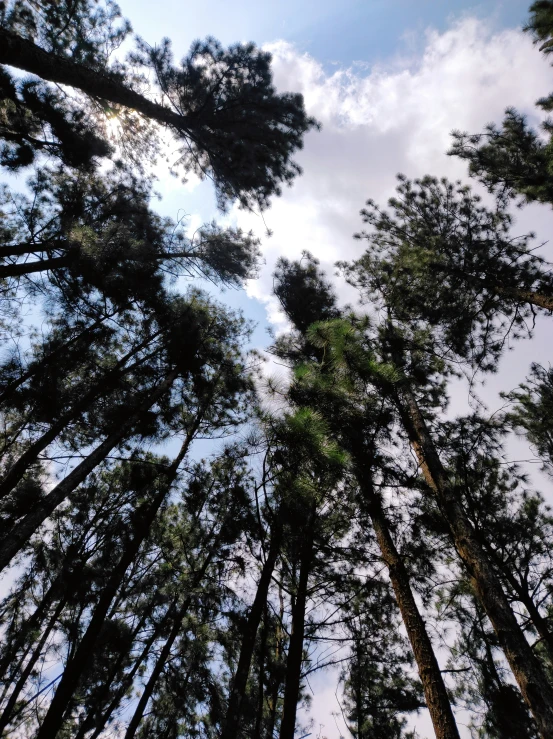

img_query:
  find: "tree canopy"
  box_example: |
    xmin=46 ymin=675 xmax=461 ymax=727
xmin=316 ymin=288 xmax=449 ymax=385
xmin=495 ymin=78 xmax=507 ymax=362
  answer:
xmin=1 ymin=1 xmax=553 ymax=739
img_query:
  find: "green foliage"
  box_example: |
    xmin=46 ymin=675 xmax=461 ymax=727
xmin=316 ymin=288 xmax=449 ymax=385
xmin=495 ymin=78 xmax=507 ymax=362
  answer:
xmin=2 ymin=2 xmax=553 ymax=737
xmin=344 ymin=175 xmax=553 ymax=370
xmin=341 ymin=582 xmax=424 ymax=739
xmin=506 ymin=363 xmax=553 ymax=474
xmin=130 ymin=38 xmax=319 ymax=211
xmin=449 ymin=2 xmax=553 ymax=206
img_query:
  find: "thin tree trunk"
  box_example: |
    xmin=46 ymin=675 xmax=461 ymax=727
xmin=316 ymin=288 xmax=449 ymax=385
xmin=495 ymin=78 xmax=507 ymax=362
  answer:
xmin=492 ymin=560 xmax=553 ymax=666
xmin=0 ymin=240 xmax=67 ymax=259
xmin=0 ymin=328 xmax=165 ymax=499
xmin=354 ymin=635 xmax=363 ymax=739
xmin=0 ymin=596 xmax=65 ymax=733
xmin=480 ymin=275 xmax=552 ymax=315
xmin=431 ymin=263 xmax=553 ymax=313
xmin=86 ymin=601 xmax=179 ymax=739
xmin=0 ymin=369 xmax=178 ymax=574
xmin=266 ymin=578 xmax=285 ymax=739
xmin=494 ymin=286 xmax=553 ymax=312
xmin=0 ymin=540 xmax=88 ymax=681
xmin=222 ymin=525 xmax=282 ymax=739
xmin=124 ymin=545 xmax=219 ymax=739
xmin=392 ymin=381 xmax=553 ymax=739
xmin=0 ymin=577 xmax=59 ymax=681
xmin=34 ymin=418 xmax=198 ymax=739
xmin=0 ymin=255 xmax=72 ymax=278
xmin=253 ymin=605 xmax=268 ymax=739
xmin=0 ymin=313 xmax=112 ymax=407
xmin=73 ymin=607 xmax=152 ymax=739
xmin=0 ymin=28 xmax=196 ymax=133
xmin=365 ymin=483 xmax=460 ymax=739
xmin=279 ymin=518 xmax=315 ymax=739
xmin=517 ymin=593 xmax=553 ymax=664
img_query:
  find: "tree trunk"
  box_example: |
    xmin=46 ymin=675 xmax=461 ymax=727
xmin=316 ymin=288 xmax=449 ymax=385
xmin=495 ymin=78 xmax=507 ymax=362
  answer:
xmin=0 ymin=255 xmax=72 ymax=279
xmin=431 ymin=263 xmax=553 ymax=314
xmin=279 ymin=518 xmax=315 ymax=739
xmin=392 ymin=381 xmax=553 ymax=739
xmin=86 ymin=601 xmax=178 ymax=739
xmin=0 ymin=596 xmax=65 ymax=734
xmin=493 ymin=286 xmax=553 ymax=312
xmin=124 ymin=537 xmax=221 ymax=739
xmin=122 ymin=611 xmax=188 ymax=739
xmin=0 ymin=328 xmax=165 ymax=500
xmin=492 ymin=560 xmax=553 ymax=666
xmin=253 ymin=605 xmax=268 ymax=739
xmin=73 ymin=607 xmax=153 ymax=739
xmin=0 ymin=240 xmax=67 ymax=258
xmin=266 ymin=578 xmax=285 ymax=739
xmin=0 ymin=540 xmax=88 ymax=681
xmin=0 ymin=577 xmax=60 ymax=682
xmin=354 ymin=636 xmax=364 ymax=739
xmin=222 ymin=525 xmax=281 ymax=739
xmin=34 ymin=420 xmax=197 ymax=739
xmin=0 ymin=369 xmax=178 ymax=574
xmin=365 ymin=482 xmax=461 ymax=739
xmin=0 ymin=313 xmax=113 ymax=408
xmin=0 ymin=28 xmax=195 ymax=134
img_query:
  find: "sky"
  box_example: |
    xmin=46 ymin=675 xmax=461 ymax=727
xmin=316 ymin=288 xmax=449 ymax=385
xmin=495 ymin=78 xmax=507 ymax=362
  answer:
xmin=117 ymin=2 xmax=553 ymax=737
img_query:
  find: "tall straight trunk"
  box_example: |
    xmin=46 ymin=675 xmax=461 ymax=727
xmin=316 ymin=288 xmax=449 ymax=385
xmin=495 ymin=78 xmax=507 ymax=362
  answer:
xmin=0 ymin=596 xmax=66 ymax=734
xmin=365 ymin=482 xmax=460 ymax=739
xmin=222 ymin=525 xmax=282 ymax=739
xmin=0 ymin=327 xmax=165 ymax=499
xmin=279 ymin=518 xmax=315 ymax=739
xmin=354 ymin=638 xmax=364 ymax=739
xmin=0 ymin=240 xmax=67 ymax=259
xmin=266 ymin=579 xmax=285 ymax=739
xmin=491 ymin=557 xmax=553 ymax=666
xmin=34 ymin=420 xmax=198 ymax=739
xmin=0 ymin=255 xmax=72 ymax=278
xmin=0 ymin=28 xmax=196 ymax=133
xmin=0 ymin=370 xmax=178 ymax=574
xmin=253 ymin=605 xmax=268 ymax=739
xmin=86 ymin=601 xmax=179 ymax=739
xmin=124 ymin=543 xmax=219 ymax=739
xmin=392 ymin=381 xmax=553 ymax=739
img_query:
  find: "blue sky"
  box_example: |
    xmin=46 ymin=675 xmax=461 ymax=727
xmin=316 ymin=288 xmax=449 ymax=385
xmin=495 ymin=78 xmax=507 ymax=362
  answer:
xmin=123 ymin=0 xmax=529 ymax=68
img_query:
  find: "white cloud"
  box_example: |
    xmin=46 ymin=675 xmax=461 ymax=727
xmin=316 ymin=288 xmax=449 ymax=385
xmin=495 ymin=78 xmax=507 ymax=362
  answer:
xmin=230 ymin=19 xmax=553 ymax=329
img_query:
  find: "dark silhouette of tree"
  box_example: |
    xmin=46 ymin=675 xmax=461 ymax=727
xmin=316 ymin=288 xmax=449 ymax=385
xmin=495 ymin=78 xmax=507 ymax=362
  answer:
xmin=343 ymin=175 xmax=553 ymax=371
xmin=0 ymin=1 xmax=318 ymax=209
xmin=449 ymin=2 xmax=553 ymax=206
xmin=271 ymin=254 xmax=461 ymax=739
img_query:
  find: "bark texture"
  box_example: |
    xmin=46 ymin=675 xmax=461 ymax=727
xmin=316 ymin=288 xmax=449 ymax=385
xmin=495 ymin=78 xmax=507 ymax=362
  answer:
xmin=393 ymin=382 xmax=553 ymax=739
xmin=367 ymin=485 xmax=461 ymax=739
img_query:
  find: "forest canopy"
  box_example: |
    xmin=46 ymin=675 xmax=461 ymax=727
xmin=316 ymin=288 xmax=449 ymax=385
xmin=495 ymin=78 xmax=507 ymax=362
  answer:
xmin=0 ymin=1 xmax=553 ymax=739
